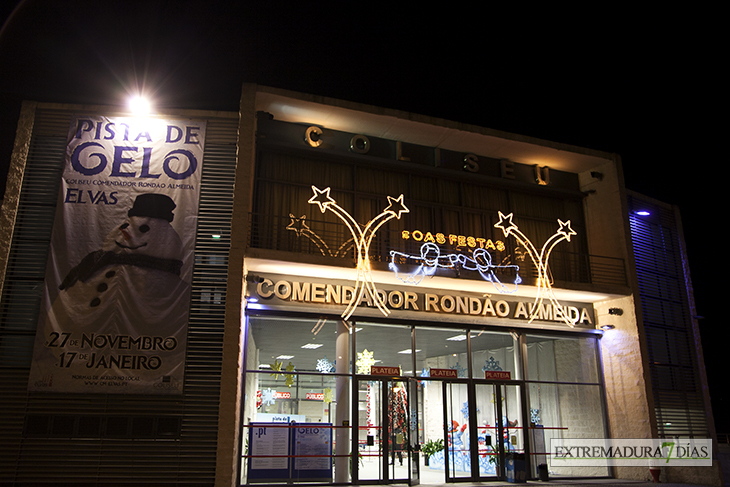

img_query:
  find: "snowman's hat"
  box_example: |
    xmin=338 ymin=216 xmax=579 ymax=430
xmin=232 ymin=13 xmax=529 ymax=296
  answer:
xmin=128 ymin=194 xmax=176 ymax=222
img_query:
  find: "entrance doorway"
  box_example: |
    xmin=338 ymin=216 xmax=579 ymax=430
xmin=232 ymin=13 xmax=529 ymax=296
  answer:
xmin=355 ymin=378 xmax=415 ymax=484
xmin=417 ymin=380 xmax=527 ymax=484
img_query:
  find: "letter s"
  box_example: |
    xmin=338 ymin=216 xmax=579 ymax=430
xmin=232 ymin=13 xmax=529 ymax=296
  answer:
xmin=463 ymin=153 xmax=479 ymax=172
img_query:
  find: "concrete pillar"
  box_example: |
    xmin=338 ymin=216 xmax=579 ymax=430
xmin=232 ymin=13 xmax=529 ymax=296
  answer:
xmin=335 ymin=320 xmax=350 ymax=482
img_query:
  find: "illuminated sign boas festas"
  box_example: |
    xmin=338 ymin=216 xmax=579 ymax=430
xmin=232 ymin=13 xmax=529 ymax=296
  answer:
xmin=401 ymin=230 xmax=505 ymax=251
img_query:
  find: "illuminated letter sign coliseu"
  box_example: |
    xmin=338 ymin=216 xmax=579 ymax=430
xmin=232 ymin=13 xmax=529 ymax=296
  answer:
xmin=291 ymin=186 xmax=578 ymax=327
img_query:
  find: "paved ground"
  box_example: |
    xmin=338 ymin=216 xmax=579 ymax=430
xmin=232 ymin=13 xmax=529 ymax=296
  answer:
xmin=350 ymin=482 xmax=718 ymax=487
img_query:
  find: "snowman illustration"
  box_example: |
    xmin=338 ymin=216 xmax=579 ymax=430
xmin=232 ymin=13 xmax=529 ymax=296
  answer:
xmin=48 ymin=193 xmax=191 ymax=340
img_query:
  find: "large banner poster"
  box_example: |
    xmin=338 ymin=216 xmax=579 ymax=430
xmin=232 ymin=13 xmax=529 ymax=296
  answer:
xmin=27 ymin=116 xmax=206 ymax=394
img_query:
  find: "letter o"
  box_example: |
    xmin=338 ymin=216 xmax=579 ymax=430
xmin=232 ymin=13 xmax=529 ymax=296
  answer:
xmin=147 ymin=356 xmax=162 ymax=369
xmin=349 ymin=134 xmax=370 ymax=154
xmin=441 ymin=295 xmax=456 ymax=313
xmin=163 ymin=337 xmax=178 ymax=350
xmin=275 ymin=281 xmax=292 ymax=300
xmin=388 ymin=291 xmax=404 ymax=308
xmin=163 ymin=149 xmax=198 ymax=180
xmin=495 ymin=300 xmax=510 ymax=317
xmin=305 ymin=126 xmax=323 ymax=147
xmin=412 ymin=230 xmax=424 ymax=241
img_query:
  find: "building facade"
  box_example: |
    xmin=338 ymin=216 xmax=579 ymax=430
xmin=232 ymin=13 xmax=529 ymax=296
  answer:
xmin=0 ymin=85 xmax=720 ymax=486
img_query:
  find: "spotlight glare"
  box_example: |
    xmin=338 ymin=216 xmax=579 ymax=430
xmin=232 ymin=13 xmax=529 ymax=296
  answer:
xmin=129 ymin=95 xmax=151 ymax=115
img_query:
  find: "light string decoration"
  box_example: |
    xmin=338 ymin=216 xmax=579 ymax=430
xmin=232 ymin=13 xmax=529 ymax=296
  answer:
xmin=389 ymin=242 xmax=521 ymax=292
xmin=356 ymin=349 xmax=376 ymax=375
xmin=493 ymin=211 xmax=577 ymax=327
xmin=287 ymin=214 xmax=355 ymax=258
xmin=308 ymin=185 xmax=409 ymax=320
xmin=288 ymin=187 xmax=577 ymax=325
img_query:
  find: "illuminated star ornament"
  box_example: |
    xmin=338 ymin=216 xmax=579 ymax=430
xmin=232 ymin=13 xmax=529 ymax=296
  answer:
xmin=287 ymin=214 xmax=354 ymax=257
xmin=494 ymin=211 xmax=578 ymax=326
xmin=482 ymin=356 xmax=503 ymax=372
xmin=307 ymin=186 xmax=409 ymax=320
xmin=356 ymin=349 xmax=376 ymax=375
xmin=284 ymin=362 xmax=296 ymax=388
xmin=316 ymin=357 xmax=336 ymax=373
xmin=323 ymin=387 xmax=334 ymax=404
xmin=261 ymin=388 xmax=276 ymax=406
xmin=269 ymin=359 xmax=284 ymax=380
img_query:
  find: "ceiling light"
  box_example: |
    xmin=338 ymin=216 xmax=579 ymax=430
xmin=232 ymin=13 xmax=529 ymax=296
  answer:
xmin=447 ymin=335 xmax=467 ymax=341
xmin=276 ymin=355 xmax=294 ymax=360
xmin=301 ymin=343 xmax=323 ymax=349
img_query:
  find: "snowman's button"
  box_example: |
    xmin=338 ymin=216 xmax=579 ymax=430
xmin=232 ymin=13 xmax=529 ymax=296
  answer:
xmin=105 ymin=271 xmax=116 ymax=278
xmin=90 ymin=297 xmax=101 ymax=307
xmin=97 ymin=283 xmax=108 ymax=292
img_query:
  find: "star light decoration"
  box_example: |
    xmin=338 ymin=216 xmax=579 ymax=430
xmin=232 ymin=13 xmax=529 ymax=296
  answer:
xmin=269 ymin=359 xmax=284 ymax=380
xmin=461 ymin=401 xmax=477 ymax=420
xmin=356 ymin=349 xmax=376 ymax=375
xmin=451 ymin=362 xmax=467 ymax=378
xmin=308 ymin=186 xmax=409 ymax=320
xmin=482 ymin=356 xmax=503 ymax=372
xmin=284 ymin=362 xmax=296 ymax=388
xmin=494 ymin=211 xmax=578 ymax=327
xmin=323 ymin=388 xmax=334 ymax=404
xmin=286 ymin=214 xmax=355 ymax=257
xmin=261 ymin=388 xmax=276 ymax=407
xmin=316 ymin=357 xmax=336 ymax=373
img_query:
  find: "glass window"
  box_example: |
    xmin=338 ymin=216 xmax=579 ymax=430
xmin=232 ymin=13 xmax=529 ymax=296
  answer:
xmin=354 ymin=322 xmax=413 ymax=376
xmin=242 ymin=315 xmax=352 ymax=484
xmin=471 ymin=329 xmax=520 ymax=380
xmin=247 ymin=316 xmax=349 ymax=373
xmin=528 ymin=383 xmax=608 ymax=478
xmin=526 ymin=334 xmax=599 ymax=383
xmin=414 ymin=326 xmax=469 ymax=378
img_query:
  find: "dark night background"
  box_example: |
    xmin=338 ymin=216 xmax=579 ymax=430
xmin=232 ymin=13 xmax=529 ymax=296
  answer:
xmin=0 ymin=2 xmax=724 ymax=432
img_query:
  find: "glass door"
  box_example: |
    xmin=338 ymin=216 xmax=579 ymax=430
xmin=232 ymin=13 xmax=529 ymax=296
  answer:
xmin=387 ymin=380 xmax=410 ymax=483
xmin=475 ymin=383 xmax=502 ymax=478
xmin=443 ymin=382 xmax=472 ymax=481
xmin=357 ymin=379 xmax=383 ymax=483
xmin=355 ymin=379 xmax=411 ymax=484
xmin=474 ymin=382 xmax=527 ymax=481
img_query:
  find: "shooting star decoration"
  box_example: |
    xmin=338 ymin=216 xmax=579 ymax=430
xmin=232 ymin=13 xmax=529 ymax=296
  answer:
xmin=493 ymin=211 xmax=577 ymax=326
xmin=307 ymin=185 xmax=409 ymax=320
xmin=286 ymin=214 xmax=355 ymax=258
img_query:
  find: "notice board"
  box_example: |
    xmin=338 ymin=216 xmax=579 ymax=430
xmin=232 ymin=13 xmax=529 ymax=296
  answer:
xmin=247 ymin=422 xmax=332 ymax=483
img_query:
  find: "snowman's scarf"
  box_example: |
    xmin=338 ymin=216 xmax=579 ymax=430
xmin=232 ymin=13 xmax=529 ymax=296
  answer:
xmin=59 ymin=250 xmax=183 ymax=290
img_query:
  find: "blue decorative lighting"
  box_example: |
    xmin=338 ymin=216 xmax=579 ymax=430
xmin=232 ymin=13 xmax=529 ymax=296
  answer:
xmin=389 ymin=243 xmax=521 ymax=292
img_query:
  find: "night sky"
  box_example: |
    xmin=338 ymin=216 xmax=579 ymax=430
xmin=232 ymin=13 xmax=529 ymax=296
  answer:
xmin=0 ymin=2 xmax=724 ymax=431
